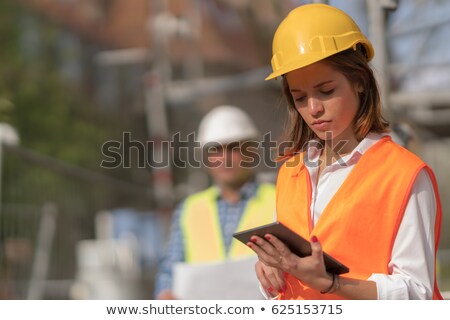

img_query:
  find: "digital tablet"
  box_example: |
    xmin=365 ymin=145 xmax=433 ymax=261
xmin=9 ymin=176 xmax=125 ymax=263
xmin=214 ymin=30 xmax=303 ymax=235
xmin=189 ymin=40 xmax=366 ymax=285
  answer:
xmin=233 ymin=221 xmax=349 ymax=275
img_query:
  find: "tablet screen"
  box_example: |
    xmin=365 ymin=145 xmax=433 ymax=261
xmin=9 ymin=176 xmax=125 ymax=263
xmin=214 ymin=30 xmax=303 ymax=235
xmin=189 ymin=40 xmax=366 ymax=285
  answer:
xmin=233 ymin=221 xmax=349 ymax=275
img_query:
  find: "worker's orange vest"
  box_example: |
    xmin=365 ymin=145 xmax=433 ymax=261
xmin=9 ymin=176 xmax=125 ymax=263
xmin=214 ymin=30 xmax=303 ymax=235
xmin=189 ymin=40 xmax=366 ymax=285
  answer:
xmin=181 ymin=183 xmax=276 ymax=263
xmin=276 ymin=136 xmax=443 ymax=300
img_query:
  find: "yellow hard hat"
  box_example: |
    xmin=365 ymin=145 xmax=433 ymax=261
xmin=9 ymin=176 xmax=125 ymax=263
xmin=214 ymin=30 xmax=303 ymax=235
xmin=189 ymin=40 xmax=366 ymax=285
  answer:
xmin=266 ymin=4 xmax=374 ymax=80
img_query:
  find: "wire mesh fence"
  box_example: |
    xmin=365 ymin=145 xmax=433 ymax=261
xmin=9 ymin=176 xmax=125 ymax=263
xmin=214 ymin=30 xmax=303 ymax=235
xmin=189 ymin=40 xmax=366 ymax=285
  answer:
xmin=0 ymin=144 xmax=161 ymax=299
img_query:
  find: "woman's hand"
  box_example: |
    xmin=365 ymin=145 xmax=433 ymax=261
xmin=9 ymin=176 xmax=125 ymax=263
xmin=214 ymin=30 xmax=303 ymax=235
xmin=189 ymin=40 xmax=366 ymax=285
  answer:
xmin=156 ymin=289 xmax=178 ymax=300
xmin=248 ymin=234 xmax=334 ymax=293
xmin=255 ymin=260 xmax=285 ymax=296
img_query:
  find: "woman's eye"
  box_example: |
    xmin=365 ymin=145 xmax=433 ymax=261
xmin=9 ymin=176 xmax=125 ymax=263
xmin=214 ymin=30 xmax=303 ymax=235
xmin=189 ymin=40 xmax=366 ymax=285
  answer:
xmin=295 ymin=96 xmax=306 ymax=103
xmin=321 ymin=88 xmax=335 ymax=95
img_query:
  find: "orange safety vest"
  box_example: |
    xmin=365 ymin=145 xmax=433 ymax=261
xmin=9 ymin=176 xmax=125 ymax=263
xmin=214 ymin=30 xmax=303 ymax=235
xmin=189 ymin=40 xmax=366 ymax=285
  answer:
xmin=181 ymin=183 xmax=276 ymax=263
xmin=276 ymin=136 xmax=443 ymax=300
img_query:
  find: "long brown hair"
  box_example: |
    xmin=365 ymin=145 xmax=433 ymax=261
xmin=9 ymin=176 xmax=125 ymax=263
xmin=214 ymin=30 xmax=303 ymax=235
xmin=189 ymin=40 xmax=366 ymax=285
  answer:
xmin=279 ymin=46 xmax=389 ymax=158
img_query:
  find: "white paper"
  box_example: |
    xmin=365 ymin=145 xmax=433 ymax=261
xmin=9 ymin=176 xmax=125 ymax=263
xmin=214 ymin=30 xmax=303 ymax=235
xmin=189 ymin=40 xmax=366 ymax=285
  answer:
xmin=173 ymin=256 xmax=264 ymax=300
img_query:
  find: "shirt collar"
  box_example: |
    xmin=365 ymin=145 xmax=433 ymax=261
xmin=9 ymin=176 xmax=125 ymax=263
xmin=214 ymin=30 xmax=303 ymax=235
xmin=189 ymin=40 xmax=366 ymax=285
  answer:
xmin=214 ymin=180 xmax=258 ymax=201
xmin=308 ymin=132 xmax=383 ymax=160
xmin=294 ymin=132 xmax=385 ymax=176
xmin=351 ymin=132 xmax=384 ymax=157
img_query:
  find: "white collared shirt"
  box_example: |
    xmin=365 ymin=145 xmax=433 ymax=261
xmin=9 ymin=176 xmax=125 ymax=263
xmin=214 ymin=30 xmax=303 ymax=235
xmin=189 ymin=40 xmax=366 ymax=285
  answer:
xmin=305 ymin=132 xmax=436 ymax=299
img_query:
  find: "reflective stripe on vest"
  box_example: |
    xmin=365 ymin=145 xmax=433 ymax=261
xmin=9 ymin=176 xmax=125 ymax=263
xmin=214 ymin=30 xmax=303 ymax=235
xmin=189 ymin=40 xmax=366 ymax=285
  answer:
xmin=181 ymin=183 xmax=276 ymax=263
xmin=276 ymin=136 xmax=443 ymax=300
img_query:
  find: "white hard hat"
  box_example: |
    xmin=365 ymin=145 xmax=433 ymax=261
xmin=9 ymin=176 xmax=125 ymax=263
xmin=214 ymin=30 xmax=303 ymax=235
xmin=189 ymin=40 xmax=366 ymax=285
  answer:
xmin=197 ymin=105 xmax=259 ymax=147
xmin=0 ymin=123 xmax=20 ymax=146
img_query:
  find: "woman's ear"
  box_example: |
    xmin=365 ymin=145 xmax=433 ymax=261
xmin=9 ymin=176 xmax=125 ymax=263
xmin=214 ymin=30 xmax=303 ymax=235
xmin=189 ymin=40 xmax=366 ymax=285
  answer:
xmin=356 ymin=83 xmax=364 ymax=93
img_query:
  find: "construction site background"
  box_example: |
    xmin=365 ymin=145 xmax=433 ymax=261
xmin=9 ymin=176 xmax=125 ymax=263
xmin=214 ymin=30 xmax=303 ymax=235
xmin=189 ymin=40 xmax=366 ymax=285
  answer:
xmin=1 ymin=0 xmax=449 ymax=299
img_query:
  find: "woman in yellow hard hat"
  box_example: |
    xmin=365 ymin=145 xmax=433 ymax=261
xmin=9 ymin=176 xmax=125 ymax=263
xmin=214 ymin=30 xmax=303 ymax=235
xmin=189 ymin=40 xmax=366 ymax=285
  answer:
xmin=246 ymin=4 xmax=443 ymax=300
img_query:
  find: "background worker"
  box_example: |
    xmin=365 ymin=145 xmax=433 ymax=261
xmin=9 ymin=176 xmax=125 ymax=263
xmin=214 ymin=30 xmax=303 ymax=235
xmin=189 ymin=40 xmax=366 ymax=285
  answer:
xmin=154 ymin=105 xmax=276 ymax=299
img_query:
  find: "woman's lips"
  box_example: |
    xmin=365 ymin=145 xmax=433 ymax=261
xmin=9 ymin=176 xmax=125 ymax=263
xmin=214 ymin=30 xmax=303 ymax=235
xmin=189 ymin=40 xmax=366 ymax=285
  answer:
xmin=311 ymin=120 xmax=331 ymax=131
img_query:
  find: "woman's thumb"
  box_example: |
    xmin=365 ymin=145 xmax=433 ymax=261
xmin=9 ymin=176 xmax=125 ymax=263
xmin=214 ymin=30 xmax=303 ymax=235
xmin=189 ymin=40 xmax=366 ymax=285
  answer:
xmin=310 ymin=235 xmax=323 ymax=259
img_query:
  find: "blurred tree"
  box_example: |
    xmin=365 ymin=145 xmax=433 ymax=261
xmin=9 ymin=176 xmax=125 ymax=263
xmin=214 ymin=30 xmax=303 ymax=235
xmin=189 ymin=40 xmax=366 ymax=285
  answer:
xmin=0 ymin=1 xmax=151 ymax=210
xmin=0 ymin=1 xmax=114 ymax=168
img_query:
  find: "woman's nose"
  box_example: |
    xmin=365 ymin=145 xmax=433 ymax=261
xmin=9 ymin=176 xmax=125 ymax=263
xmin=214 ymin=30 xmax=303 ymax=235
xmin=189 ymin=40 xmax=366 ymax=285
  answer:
xmin=308 ymin=97 xmax=324 ymax=116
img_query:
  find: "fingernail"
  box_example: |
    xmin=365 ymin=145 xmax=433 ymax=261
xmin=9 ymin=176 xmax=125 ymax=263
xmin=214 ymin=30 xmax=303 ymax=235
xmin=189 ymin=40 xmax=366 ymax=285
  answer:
xmin=311 ymin=235 xmax=318 ymax=243
xmin=250 ymin=237 xmax=258 ymax=243
xmin=247 ymin=243 xmax=252 ymax=248
xmin=264 ymin=234 xmax=271 ymax=240
xmin=268 ymin=287 xmax=273 ymax=292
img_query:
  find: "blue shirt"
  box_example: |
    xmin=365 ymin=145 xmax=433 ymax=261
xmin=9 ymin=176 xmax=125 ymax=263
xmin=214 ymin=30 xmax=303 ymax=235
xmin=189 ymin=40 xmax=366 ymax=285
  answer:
xmin=153 ymin=181 xmax=259 ymax=297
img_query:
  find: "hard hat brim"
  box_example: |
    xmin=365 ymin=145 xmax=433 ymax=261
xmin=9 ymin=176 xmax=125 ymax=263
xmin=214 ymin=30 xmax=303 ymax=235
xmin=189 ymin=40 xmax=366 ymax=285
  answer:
xmin=265 ymin=40 xmax=374 ymax=81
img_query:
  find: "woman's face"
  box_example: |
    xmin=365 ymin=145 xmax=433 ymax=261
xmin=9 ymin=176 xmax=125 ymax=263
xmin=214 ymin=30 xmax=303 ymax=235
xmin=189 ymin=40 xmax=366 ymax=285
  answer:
xmin=285 ymin=61 xmax=361 ymax=146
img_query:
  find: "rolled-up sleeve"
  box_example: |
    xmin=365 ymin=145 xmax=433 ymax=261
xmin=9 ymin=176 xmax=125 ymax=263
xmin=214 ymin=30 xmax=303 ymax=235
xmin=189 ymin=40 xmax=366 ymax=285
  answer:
xmin=153 ymin=203 xmax=185 ymax=298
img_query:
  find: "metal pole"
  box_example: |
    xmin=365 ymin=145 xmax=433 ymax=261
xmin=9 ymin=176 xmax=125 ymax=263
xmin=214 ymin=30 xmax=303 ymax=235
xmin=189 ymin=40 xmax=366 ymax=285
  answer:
xmin=145 ymin=0 xmax=175 ymax=209
xmin=0 ymin=142 xmax=3 ymax=218
xmin=183 ymin=0 xmax=203 ymax=80
xmin=0 ymin=123 xmax=20 ymax=218
xmin=366 ymin=0 xmax=398 ymax=121
xmin=26 ymin=202 xmax=57 ymax=300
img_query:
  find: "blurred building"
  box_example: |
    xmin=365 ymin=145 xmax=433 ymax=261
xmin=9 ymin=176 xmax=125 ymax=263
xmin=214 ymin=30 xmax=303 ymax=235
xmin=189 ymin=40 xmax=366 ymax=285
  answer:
xmin=19 ymin=0 xmax=292 ymax=204
xmin=4 ymin=0 xmax=450 ymax=298
xmin=5 ymin=0 xmax=293 ymax=299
